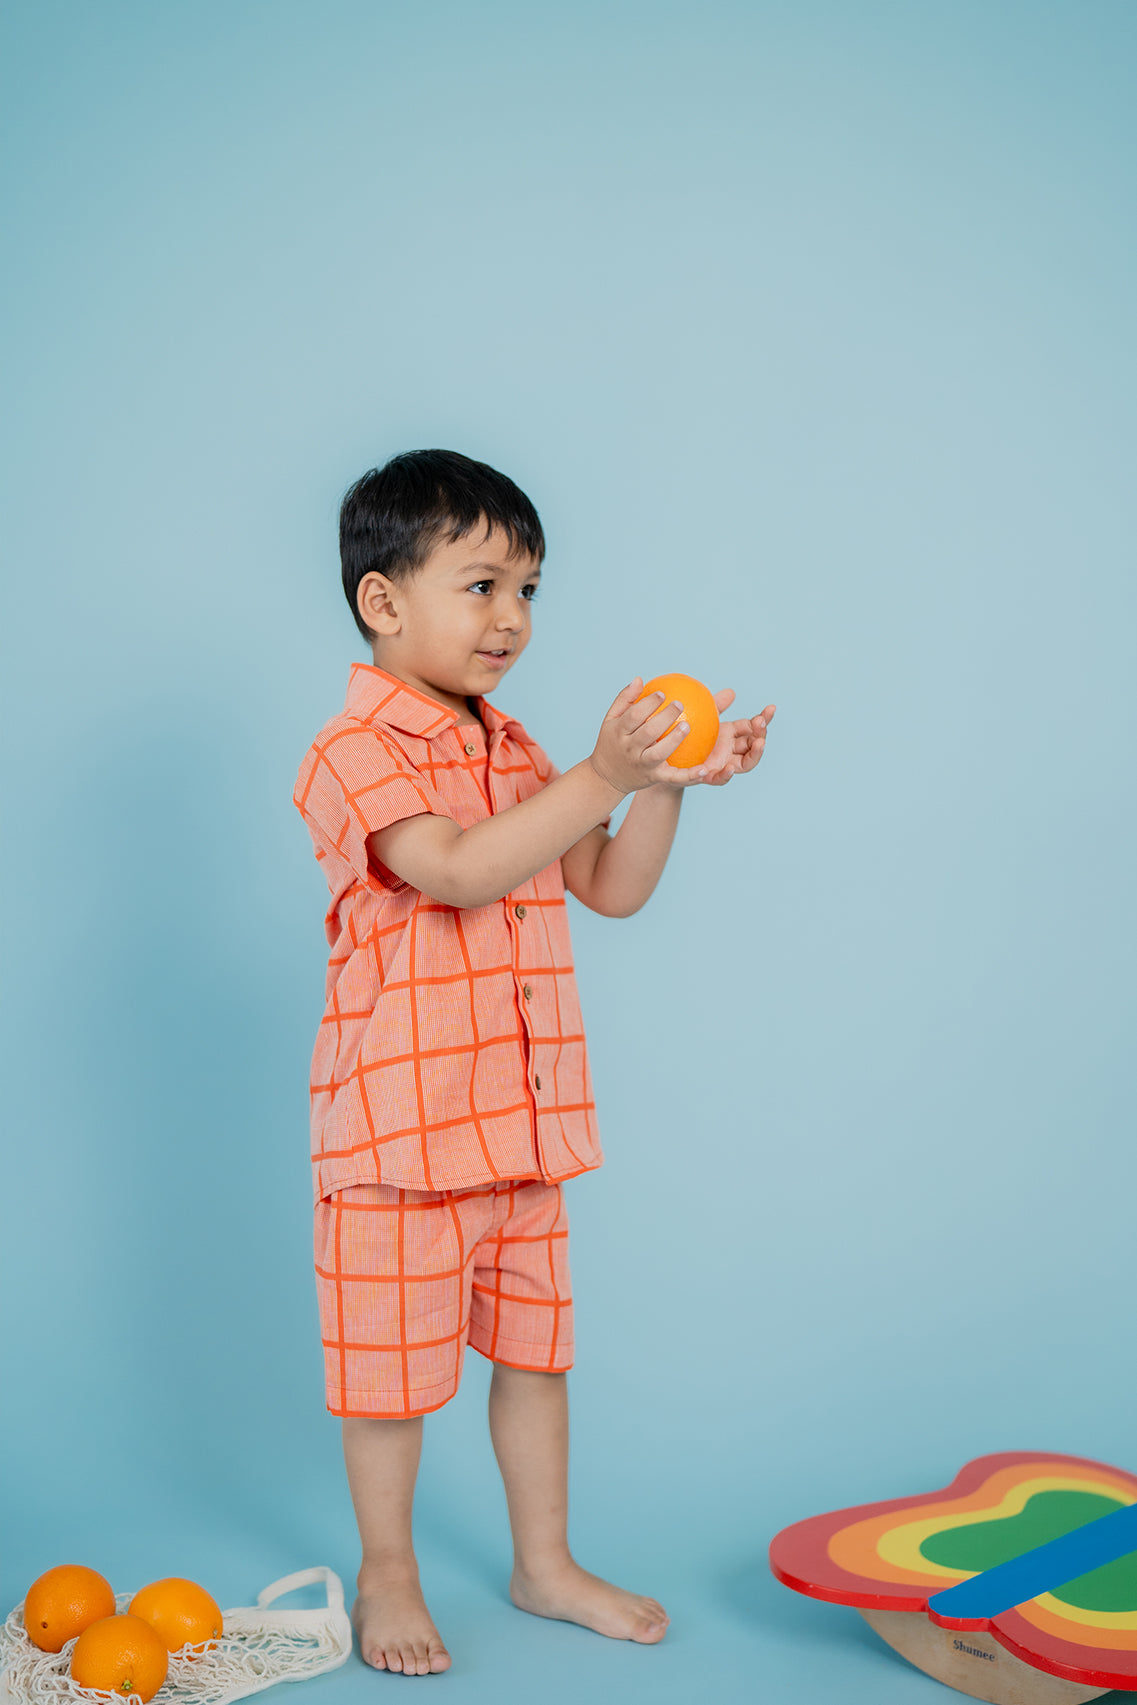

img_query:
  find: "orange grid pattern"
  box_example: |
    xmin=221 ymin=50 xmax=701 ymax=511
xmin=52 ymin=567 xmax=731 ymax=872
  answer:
xmin=294 ymin=664 xmax=608 ymax=1200
xmin=314 ymin=1177 xmax=573 ymax=1416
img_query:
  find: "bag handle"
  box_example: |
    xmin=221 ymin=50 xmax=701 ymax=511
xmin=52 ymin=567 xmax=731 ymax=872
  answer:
xmin=255 ymin=1568 xmax=346 ymax=1617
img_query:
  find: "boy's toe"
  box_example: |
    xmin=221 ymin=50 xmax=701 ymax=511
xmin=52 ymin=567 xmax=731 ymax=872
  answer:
xmin=635 ymin=1621 xmax=666 ymax=1643
xmin=429 ymin=1645 xmax=451 ymax=1673
xmin=632 ymin=1602 xmax=669 ymax=1642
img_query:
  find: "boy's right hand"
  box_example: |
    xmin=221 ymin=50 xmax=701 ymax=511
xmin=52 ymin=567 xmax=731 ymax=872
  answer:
xmin=588 ymin=679 xmax=710 ymax=796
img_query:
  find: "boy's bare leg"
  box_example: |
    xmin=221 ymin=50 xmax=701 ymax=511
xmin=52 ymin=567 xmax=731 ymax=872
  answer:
xmin=341 ymin=1417 xmax=452 ymax=1675
xmin=488 ymin=1365 xmax=669 ymax=1643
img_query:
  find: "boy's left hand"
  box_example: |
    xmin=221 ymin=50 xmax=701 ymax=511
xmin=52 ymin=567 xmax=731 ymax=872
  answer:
xmin=675 ymin=690 xmax=776 ymax=786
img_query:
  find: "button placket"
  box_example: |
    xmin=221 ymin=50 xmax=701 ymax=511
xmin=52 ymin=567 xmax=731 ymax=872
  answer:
xmin=520 ymin=980 xmax=542 ymax=1104
xmin=525 ymin=975 xmax=541 ymax=1091
xmin=510 ymin=901 xmax=541 ymax=1100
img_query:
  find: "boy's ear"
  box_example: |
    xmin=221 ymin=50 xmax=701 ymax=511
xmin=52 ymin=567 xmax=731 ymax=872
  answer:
xmin=357 ymin=572 xmax=399 ymax=634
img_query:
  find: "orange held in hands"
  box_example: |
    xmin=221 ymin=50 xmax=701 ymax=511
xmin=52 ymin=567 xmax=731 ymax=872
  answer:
xmin=23 ymin=1564 xmax=117 ymax=1653
xmin=635 ymin=673 xmax=719 ymax=768
xmin=129 ymin=1577 xmax=223 ymax=1655
xmin=70 ymin=1613 xmax=169 ymax=1701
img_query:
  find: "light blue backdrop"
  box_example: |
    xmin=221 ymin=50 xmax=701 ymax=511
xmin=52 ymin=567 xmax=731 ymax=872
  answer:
xmin=3 ymin=3 xmax=1135 ymax=1701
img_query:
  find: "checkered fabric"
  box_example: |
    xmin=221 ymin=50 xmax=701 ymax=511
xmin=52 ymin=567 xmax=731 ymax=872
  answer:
xmin=314 ymin=1178 xmax=573 ymax=1416
xmin=294 ymin=664 xmax=608 ymax=1199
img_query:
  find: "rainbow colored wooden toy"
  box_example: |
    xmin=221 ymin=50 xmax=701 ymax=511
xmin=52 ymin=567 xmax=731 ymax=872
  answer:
xmin=770 ymin=1452 xmax=1137 ymax=1705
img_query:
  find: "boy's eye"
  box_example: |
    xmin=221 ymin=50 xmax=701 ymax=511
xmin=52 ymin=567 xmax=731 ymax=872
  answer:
xmin=468 ymin=580 xmax=539 ymax=600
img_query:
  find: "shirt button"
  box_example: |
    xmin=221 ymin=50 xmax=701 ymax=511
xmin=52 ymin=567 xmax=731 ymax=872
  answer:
xmin=514 ymin=904 xmax=527 ymax=920
xmin=534 ymin=1074 xmax=542 ymax=1090
xmin=522 ymin=984 xmax=533 ymax=1000
xmin=464 ymin=742 xmax=477 ymax=755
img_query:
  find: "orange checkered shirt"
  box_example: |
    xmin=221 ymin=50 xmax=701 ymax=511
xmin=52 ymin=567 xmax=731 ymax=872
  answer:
xmin=294 ymin=663 xmax=607 ymax=1202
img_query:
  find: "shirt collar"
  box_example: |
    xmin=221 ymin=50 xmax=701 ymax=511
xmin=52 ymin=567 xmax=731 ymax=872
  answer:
xmin=344 ymin=663 xmax=525 ymax=740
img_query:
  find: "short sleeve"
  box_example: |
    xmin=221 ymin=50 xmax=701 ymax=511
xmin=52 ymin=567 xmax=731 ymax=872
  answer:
xmin=294 ymin=724 xmax=446 ymax=891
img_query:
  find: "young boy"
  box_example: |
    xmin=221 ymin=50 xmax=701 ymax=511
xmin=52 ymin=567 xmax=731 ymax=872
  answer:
xmin=293 ymin=449 xmax=775 ymax=1676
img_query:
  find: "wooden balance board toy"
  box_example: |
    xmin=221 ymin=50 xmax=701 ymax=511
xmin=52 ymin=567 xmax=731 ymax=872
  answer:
xmin=769 ymin=1452 xmax=1137 ymax=1705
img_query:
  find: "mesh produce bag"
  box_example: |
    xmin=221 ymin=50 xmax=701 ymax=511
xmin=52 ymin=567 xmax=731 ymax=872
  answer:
xmin=1 ymin=1568 xmax=353 ymax=1705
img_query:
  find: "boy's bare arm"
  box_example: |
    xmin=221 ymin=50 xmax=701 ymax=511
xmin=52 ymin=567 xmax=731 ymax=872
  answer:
xmin=367 ymin=681 xmax=709 ymax=909
xmin=369 ymin=759 xmax=624 ymax=909
xmin=561 ymin=786 xmax=684 ymax=918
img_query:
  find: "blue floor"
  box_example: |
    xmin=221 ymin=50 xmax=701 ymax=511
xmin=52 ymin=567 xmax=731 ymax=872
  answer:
xmin=0 ymin=1533 xmax=988 ymax=1705
xmin=9 ymin=1385 xmax=1130 ymax=1705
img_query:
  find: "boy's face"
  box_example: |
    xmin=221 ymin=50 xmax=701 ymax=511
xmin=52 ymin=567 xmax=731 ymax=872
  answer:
xmin=357 ymin=520 xmax=540 ymax=719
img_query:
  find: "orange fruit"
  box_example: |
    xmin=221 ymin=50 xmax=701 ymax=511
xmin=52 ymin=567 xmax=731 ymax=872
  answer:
xmin=70 ymin=1613 xmax=168 ymax=1701
xmin=128 ymin=1577 xmax=223 ymax=1655
xmin=635 ymin=673 xmax=720 ymax=767
xmin=23 ymin=1564 xmax=117 ymax=1653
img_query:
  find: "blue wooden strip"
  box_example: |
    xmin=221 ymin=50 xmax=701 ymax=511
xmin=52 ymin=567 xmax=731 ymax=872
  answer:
xmin=928 ymin=1502 xmax=1137 ymax=1622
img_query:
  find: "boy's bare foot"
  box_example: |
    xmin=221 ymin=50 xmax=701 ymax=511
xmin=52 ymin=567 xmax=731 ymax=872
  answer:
xmin=509 ymin=1559 xmax=669 ymax=1644
xmin=352 ymin=1567 xmax=452 ymax=1675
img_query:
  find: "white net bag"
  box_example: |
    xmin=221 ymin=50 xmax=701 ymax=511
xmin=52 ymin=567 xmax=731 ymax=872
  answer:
xmin=1 ymin=1568 xmax=353 ymax=1705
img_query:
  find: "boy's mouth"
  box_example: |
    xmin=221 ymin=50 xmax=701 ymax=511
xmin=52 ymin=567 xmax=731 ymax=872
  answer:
xmin=476 ymin=649 xmax=511 ymax=668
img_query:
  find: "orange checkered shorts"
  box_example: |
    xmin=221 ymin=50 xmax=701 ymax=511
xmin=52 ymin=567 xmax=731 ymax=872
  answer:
xmin=314 ymin=1178 xmax=573 ymax=1417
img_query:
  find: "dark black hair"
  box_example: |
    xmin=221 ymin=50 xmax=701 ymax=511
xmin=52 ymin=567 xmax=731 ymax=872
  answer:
xmin=340 ymin=449 xmax=546 ymax=642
